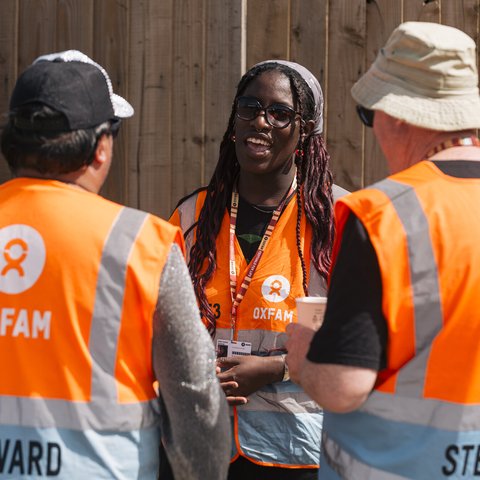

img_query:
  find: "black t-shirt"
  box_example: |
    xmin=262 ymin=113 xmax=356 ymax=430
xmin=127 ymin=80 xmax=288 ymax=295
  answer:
xmin=235 ymin=193 xmax=296 ymax=264
xmin=236 ymin=196 xmax=275 ymax=264
xmin=307 ymin=161 xmax=480 ymax=370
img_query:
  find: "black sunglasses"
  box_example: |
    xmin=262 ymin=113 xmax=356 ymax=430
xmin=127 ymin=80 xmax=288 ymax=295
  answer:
xmin=89 ymin=118 xmax=121 ymax=162
xmin=109 ymin=118 xmax=122 ymax=138
xmin=236 ymin=96 xmax=301 ymax=129
xmin=356 ymin=105 xmax=375 ymax=128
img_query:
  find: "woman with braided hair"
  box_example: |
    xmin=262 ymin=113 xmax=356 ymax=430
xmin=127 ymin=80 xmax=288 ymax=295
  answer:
xmin=170 ymin=60 xmax=348 ymax=479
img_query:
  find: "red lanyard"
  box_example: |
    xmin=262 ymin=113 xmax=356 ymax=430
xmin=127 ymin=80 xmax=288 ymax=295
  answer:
xmin=424 ymin=136 xmax=480 ymax=159
xmin=228 ymin=177 xmax=297 ymax=339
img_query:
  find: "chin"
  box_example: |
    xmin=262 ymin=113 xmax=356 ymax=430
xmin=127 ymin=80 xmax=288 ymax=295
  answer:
xmin=237 ymin=157 xmax=271 ymax=175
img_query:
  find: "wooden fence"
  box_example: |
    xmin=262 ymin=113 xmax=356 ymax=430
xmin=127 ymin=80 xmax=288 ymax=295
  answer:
xmin=1 ymin=0 xmax=479 ymax=218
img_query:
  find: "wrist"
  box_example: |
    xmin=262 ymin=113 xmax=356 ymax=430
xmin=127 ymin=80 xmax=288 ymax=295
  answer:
xmin=263 ymin=355 xmax=287 ymax=384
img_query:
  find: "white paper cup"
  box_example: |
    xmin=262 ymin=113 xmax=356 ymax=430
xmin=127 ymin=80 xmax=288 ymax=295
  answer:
xmin=295 ymin=296 xmax=327 ymax=330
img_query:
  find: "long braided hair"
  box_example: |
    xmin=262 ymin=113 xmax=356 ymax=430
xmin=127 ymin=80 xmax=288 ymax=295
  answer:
xmin=187 ymin=62 xmax=334 ymax=335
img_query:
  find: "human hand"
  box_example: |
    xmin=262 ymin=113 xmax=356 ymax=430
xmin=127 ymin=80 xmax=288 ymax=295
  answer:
xmin=215 ymin=363 xmax=247 ymax=406
xmin=285 ymin=323 xmax=315 ymax=385
xmin=216 ymin=355 xmax=284 ymax=406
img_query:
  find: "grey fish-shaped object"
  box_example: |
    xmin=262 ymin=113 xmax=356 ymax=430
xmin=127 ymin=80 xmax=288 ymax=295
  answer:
xmin=153 ymin=244 xmax=231 ymax=480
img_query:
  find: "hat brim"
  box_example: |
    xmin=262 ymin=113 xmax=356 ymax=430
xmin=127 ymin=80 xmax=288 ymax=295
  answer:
xmin=112 ymin=93 xmax=134 ymax=119
xmin=351 ymin=69 xmax=480 ymax=131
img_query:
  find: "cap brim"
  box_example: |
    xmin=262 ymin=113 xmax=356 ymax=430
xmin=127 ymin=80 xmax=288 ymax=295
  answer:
xmin=112 ymin=93 xmax=134 ymax=118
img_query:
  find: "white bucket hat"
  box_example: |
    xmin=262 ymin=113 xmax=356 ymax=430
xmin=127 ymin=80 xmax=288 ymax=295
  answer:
xmin=351 ymin=21 xmax=480 ymax=131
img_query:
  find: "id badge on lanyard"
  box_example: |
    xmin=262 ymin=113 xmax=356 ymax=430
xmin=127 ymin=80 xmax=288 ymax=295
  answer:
xmin=216 ymin=338 xmax=252 ymax=357
xmin=227 ymin=176 xmax=297 ymax=341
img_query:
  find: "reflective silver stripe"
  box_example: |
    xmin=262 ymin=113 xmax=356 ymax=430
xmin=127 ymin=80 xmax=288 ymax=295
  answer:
xmin=240 ymin=390 xmax=320 ymax=414
xmin=302 ymin=182 xmax=349 ymax=296
xmin=90 ymin=207 xmax=148 ymax=402
xmin=177 ymin=194 xmax=198 ymax=261
xmin=332 ymin=183 xmax=350 ymax=201
xmin=323 ymin=432 xmax=408 ymax=479
xmin=216 ymin=327 xmax=288 ymax=353
xmin=359 ymin=390 xmax=480 ymax=431
xmin=374 ymin=179 xmax=443 ymax=397
xmin=308 ymin=260 xmax=327 ymax=296
xmin=0 ymin=395 xmax=159 ymax=431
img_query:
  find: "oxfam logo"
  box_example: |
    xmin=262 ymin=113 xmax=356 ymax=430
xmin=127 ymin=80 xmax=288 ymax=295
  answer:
xmin=261 ymin=275 xmax=290 ymax=303
xmin=0 ymin=225 xmax=46 ymax=294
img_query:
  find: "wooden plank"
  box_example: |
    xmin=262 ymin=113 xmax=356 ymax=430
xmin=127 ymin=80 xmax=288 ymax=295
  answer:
xmin=203 ymin=0 xmax=243 ymax=185
xmin=131 ymin=0 xmax=174 ymax=217
xmin=403 ymin=0 xmax=440 ymax=22
xmin=93 ymin=0 xmax=130 ymax=206
xmin=170 ymin=0 xmax=206 ymax=209
xmin=125 ymin=0 xmax=144 ymax=213
xmin=246 ymin=0 xmax=289 ymax=67
xmin=0 ymin=0 xmax=18 ymax=184
xmin=4 ymin=0 xmax=477 ymax=209
xmin=17 ymin=0 xmax=57 ymax=70
xmin=57 ymin=0 xmax=94 ymax=54
xmin=326 ymin=0 xmax=366 ymax=191
xmin=441 ymin=0 xmax=478 ymax=39
xmin=290 ymin=0 xmax=328 ymax=131
xmin=364 ymin=0 xmax=402 ymax=186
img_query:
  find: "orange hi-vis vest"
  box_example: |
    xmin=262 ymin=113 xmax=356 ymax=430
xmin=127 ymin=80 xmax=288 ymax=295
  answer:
xmin=170 ymin=189 xmax=325 ymax=468
xmin=0 ymin=178 xmax=183 ymax=479
xmin=321 ymin=161 xmax=480 ymax=479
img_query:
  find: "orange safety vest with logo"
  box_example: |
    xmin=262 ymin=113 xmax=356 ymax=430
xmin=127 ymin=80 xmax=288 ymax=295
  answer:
xmin=321 ymin=161 xmax=480 ymax=479
xmin=170 ymin=188 xmax=330 ymax=468
xmin=0 ymin=178 xmax=183 ymax=479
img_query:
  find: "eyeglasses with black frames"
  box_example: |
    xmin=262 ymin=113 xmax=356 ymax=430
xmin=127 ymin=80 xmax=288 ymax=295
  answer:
xmin=236 ymin=96 xmax=301 ymax=129
xmin=356 ymin=105 xmax=375 ymax=128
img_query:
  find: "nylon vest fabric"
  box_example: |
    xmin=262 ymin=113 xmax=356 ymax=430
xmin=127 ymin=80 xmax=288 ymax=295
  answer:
xmin=0 ymin=178 xmax=182 ymax=479
xmin=171 ymin=189 xmax=324 ymax=468
xmin=321 ymin=161 xmax=480 ymax=479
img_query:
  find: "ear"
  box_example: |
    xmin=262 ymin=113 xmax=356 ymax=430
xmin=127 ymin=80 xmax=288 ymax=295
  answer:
xmin=301 ymin=119 xmax=315 ymax=139
xmin=91 ymin=134 xmax=113 ymax=168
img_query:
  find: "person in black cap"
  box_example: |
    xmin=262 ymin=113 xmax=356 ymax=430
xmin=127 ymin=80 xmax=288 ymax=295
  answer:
xmin=0 ymin=50 xmax=230 ymax=480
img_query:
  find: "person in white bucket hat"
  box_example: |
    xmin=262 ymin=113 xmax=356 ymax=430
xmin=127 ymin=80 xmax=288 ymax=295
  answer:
xmin=351 ymin=21 xmax=480 ymax=131
xmin=285 ymin=22 xmax=480 ymax=479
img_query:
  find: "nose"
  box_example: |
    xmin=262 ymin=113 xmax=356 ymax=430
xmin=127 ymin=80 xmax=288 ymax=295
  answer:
xmin=251 ymin=109 xmax=271 ymax=130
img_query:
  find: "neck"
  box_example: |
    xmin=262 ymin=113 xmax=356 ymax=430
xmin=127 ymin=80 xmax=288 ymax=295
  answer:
xmin=15 ymin=168 xmax=98 ymax=193
xmin=415 ymin=130 xmax=479 ymax=162
xmin=388 ymin=127 xmax=480 ymax=173
xmin=237 ymin=164 xmax=296 ymax=206
xmin=424 ymin=135 xmax=480 ymax=161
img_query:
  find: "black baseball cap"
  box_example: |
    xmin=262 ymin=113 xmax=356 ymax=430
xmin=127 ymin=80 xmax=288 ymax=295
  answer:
xmin=9 ymin=50 xmax=134 ymax=132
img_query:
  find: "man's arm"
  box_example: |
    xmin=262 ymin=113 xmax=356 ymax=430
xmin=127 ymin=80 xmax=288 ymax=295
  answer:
xmin=286 ymin=212 xmax=386 ymax=413
xmin=152 ymin=243 xmax=231 ymax=480
xmin=301 ymin=361 xmax=377 ymax=412
xmin=286 ymin=322 xmax=377 ymax=412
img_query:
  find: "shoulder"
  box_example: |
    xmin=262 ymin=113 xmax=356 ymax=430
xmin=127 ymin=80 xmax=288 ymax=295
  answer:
xmin=332 ymin=183 xmax=350 ymax=202
xmin=335 ymin=178 xmax=397 ymax=220
xmin=334 ymin=165 xmax=432 ymax=236
xmin=119 ymin=206 xmax=182 ymax=246
xmin=173 ymin=187 xmax=207 ymax=212
xmin=170 ymin=187 xmax=208 ymax=236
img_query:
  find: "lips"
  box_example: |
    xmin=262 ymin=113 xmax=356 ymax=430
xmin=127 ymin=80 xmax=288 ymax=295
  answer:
xmin=244 ymin=134 xmax=272 ymax=156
